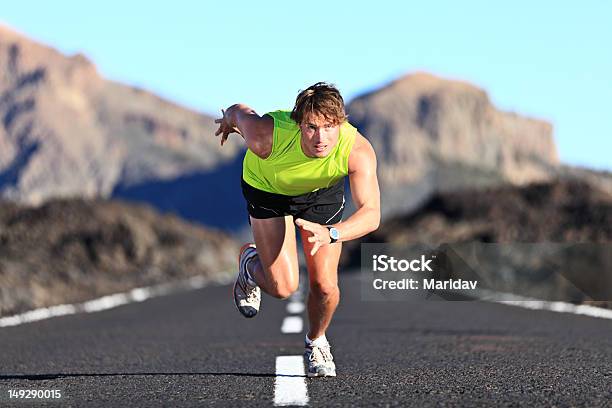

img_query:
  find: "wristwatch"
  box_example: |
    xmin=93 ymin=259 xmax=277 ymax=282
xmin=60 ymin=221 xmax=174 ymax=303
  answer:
xmin=327 ymin=226 xmax=340 ymax=243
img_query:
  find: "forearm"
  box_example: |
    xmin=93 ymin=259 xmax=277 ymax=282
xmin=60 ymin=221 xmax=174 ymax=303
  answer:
xmin=331 ymin=206 xmax=380 ymax=242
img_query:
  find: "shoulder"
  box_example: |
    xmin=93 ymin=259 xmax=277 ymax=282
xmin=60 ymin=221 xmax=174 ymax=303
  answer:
xmin=259 ymin=113 xmax=274 ymax=134
xmin=266 ymin=110 xmax=297 ymax=129
xmin=248 ymin=114 xmax=274 ymax=159
xmin=250 ymin=110 xmax=296 ymax=159
xmin=348 ymin=131 xmax=377 ymax=174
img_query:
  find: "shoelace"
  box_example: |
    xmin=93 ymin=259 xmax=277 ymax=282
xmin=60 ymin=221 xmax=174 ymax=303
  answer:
xmin=308 ymin=344 xmax=333 ymax=363
xmin=240 ymin=254 xmax=259 ymax=303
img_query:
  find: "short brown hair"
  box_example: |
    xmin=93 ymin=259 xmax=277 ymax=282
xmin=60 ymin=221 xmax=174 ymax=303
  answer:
xmin=290 ymin=82 xmax=348 ymax=126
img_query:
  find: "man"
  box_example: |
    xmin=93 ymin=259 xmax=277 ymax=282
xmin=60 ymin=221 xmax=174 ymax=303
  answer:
xmin=214 ymin=82 xmax=380 ymax=377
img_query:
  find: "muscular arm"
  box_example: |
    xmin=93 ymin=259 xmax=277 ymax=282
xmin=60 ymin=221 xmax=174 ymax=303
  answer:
xmin=222 ymin=104 xmax=273 ymax=159
xmin=331 ymin=132 xmax=381 ymax=241
xmin=293 ymin=131 xmax=380 ymax=254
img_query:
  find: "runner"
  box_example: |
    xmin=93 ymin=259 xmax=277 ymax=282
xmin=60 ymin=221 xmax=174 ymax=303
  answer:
xmin=214 ymin=82 xmax=380 ymax=377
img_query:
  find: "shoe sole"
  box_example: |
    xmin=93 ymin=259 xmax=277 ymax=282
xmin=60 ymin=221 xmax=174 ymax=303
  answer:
xmin=233 ymin=243 xmax=258 ymax=318
xmin=232 ymin=280 xmax=257 ymax=318
xmin=307 ymin=370 xmax=337 ymax=378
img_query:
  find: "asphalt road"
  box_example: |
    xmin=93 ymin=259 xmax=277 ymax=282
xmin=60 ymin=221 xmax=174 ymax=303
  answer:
xmin=0 ymin=272 xmax=611 ymax=407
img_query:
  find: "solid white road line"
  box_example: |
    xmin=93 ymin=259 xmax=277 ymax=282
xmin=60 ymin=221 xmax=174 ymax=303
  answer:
xmin=500 ymin=299 xmax=612 ymax=319
xmin=474 ymin=289 xmax=612 ymax=320
xmin=287 ymin=301 xmax=305 ymax=314
xmin=416 ymin=282 xmax=612 ymax=321
xmin=281 ymin=316 xmax=303 ymax=334
xmin=0 ymin=274 xmax=230 ymax=328
xmin=274 ymin=355 xmax=309 ymax=406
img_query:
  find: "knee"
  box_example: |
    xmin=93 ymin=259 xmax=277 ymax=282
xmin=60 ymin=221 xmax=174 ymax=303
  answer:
xmin=268 ymin=278 xmax=299 ymax=300
xmin=309 ymin=281 xmax=339 ymax=300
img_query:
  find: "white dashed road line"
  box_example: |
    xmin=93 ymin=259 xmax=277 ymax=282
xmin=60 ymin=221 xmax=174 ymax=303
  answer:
xmin=0 ymin=275 xmax=227 ymax=328
xmin=274 ymin=356 xmax=309 ymax=406
xmin=281 ymin=316 xmax=304 ymax=333
xmin=274 ymin=279 xmax=308 ymax=405
xmin=287 ymin=301 xmax=305 ymax=314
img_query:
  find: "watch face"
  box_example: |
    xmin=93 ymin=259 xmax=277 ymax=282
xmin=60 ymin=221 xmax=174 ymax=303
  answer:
xmin=330 ymin=227 xmax=340 ymax=240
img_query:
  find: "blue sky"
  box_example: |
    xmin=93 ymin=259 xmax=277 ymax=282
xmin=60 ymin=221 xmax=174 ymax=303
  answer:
xmin=2 ymin=1 xmax=610 ymax=171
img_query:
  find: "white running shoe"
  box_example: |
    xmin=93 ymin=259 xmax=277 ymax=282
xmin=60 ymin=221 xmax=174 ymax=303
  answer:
xmin=305 ymin=340 xmax=336 ymax=377
xmin=233 ymin=243 xmax=261 ymax=318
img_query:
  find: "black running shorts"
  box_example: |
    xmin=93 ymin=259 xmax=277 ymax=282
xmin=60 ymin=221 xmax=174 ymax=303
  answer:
xmin=241 ymin=177 xmax=345 ymax=225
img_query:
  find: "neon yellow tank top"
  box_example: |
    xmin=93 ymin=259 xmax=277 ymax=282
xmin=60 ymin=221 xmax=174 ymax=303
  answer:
xmin=242 ymin=110 xmax=357 ymax=196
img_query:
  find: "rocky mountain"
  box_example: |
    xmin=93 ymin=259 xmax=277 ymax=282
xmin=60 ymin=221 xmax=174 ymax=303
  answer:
xmin=0 ymin=24 xmax=242 ymax=208
xmin=346 ymin=72 xmax=561 ymax=217
xmin=0 ymin=197 xmax=239 ymax=316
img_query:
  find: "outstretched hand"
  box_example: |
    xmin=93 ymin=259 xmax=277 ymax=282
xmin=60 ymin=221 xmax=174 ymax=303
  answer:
xmin=214 ymin=108 xmax=242 ymax=146
xmin=295 ymin=218 xmax=331 ymax=256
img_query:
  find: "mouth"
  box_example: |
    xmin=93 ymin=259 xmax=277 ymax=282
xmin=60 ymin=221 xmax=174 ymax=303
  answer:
xmin=315 ymin=144 xmax=327 ymax=152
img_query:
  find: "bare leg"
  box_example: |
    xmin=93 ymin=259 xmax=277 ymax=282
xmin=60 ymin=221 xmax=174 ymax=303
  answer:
xmin=249 ymin=215 xmax=300 ymax=299
xmin=299 ymin=228 xmax=342 ymax=339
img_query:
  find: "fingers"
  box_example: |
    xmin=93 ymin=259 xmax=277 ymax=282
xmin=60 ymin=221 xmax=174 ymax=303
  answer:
xmin=215 ymin=109 xmax=226 ymax=125
xmin=215 ymin=109 xmax=226 ymax=134
xmin=295 ymin=218 xmax=315 ymax=231
xmin=299 ymin=225 xmax=315 ymax=234
xmin=215 ymin=109 xmax=224 ymax=139
xmin=296 ymin=222 xmax=312 ymax=231
xmin=295 ymin=218 xmax=327 ymax=255
xmin=310 ymin=241 xmax=321 ymax=256
xmin=214 ymin=107 xmax=240 ymax=145
xmin=216 ymin=127 xmax=228 ymax=143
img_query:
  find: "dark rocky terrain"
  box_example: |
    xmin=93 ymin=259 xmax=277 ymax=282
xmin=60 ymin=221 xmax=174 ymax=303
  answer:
xmin=343 ymin=179 xmax=612 ymax=307
xmin=365 ymin=179 xmax=612 ymax=244
xmin=0 ymin=198 xmax=238 ymax=316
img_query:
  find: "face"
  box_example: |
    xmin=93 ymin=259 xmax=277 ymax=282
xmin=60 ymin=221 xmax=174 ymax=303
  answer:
xmin=298 ymin=113 xmax=341 ymax=158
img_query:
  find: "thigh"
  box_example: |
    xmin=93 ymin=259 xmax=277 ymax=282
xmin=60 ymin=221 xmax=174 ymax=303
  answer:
xmin=250 ymin=215 xmax=300 ymax=286
xmin=298 ymin=228 xmax=342 ymax=286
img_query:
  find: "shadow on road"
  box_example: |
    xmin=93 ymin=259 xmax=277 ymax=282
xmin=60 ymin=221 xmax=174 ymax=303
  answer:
xmin=0 ymin=372 xmax=309 ymax=380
